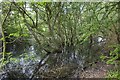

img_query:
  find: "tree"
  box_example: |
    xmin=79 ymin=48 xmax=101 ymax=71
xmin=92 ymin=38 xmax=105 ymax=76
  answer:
xmin=0 ymin=2 xmax=120 ymax=78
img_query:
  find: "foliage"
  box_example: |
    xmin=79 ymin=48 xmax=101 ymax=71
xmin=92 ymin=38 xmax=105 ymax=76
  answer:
xmin=0 ymin=2 xmax=120 ymax=78
xmin=107 ymin=70 xmax=120 ymax=79
xmin=101 ymin=44 xmax=120 ymax=64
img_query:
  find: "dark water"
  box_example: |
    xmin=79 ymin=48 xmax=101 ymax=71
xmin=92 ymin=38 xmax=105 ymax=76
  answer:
xmin=1 ymin=36 xmax=106 ymax=78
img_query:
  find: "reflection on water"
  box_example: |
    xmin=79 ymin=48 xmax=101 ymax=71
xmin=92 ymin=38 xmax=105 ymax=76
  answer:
xmin=3 ymin=38 xmax=89 ymax=78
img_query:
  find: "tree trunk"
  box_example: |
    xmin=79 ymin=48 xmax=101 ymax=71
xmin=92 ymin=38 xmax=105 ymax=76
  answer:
xmin=0 ymin=26 xmax=2 ymax=53
xmin=117 ymin=2 xmax=120 ymax=44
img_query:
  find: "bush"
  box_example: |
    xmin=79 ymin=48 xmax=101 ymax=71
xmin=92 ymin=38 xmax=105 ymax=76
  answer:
xmin=107 ymin=70 xmax=120 ymax=79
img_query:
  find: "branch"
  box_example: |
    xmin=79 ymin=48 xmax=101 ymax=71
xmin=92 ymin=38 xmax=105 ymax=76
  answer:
xmin=30 ymin=47 xmax=63 ymax=80
xmin=12 ymin=2 xmax=36 ymax=28
xmin=1 ymin=3 xmax=12 ymax=61
xmin=30 ymin=52 xmax=51 ymax=80
xmin=52 ymin=6 xmax=61 ymax=28
xmin=12 ymin=1 xmax=52 ymax=54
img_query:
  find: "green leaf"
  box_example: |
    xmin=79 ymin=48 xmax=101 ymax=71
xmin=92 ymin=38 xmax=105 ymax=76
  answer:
xmin=9 ymin=33 xmax=20 ymax=37
xmin=0 ymin=37 xmax=4 ymax=41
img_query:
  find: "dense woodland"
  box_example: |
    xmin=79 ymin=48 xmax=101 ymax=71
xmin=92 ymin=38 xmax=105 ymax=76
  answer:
xmin=0 ymin=1 xmax=120 ymax=79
